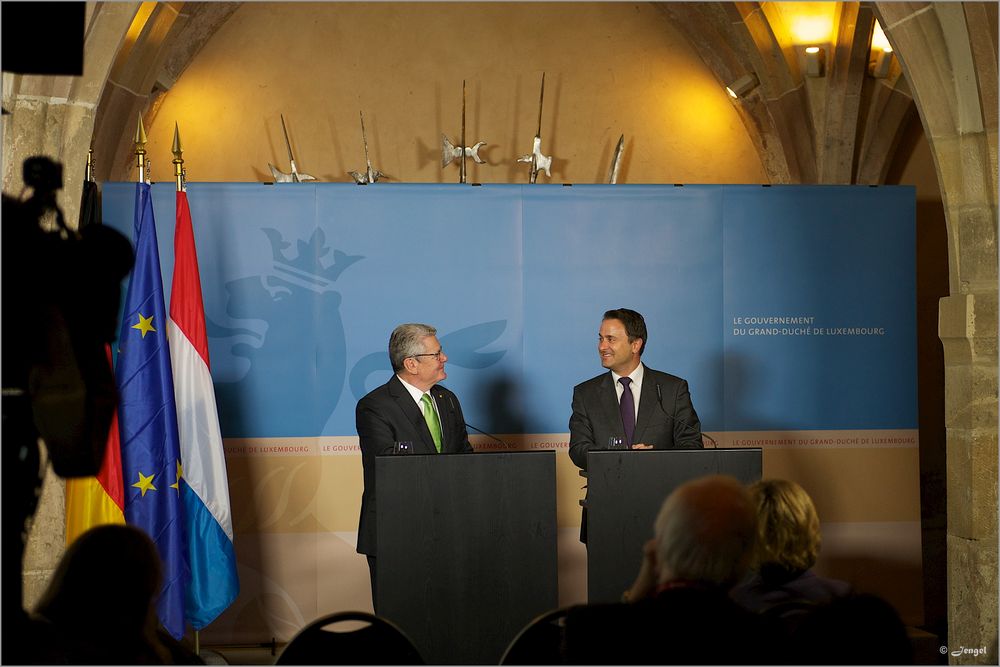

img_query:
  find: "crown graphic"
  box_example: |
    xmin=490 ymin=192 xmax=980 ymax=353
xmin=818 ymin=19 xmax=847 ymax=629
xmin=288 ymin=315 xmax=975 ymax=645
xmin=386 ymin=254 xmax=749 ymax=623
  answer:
xmin=262 ymin=227 xmax=363 ymax=291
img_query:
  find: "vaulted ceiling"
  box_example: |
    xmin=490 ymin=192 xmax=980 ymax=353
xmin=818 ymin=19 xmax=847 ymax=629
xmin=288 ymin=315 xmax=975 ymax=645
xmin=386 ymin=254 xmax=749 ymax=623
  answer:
xmin=659 ymin=2 xmax=915 ymax=184
xmin=89 ymin=2 xmax=929 ymax=186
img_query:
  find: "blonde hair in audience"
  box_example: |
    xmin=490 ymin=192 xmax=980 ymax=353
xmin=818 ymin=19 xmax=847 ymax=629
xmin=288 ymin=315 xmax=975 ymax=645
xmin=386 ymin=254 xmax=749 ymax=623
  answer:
xmin=750 ymin=479 xmax=821 ymax=572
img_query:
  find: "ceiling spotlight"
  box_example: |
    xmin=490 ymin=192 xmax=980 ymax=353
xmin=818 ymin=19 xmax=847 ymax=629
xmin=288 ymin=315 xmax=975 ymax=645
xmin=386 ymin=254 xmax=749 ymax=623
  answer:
xmin=871 ymin=49 xmax=894 ymax=78
xmin=805 ymin=46 xmax=826 ymax=77
xmin=726 ymin=73 xmax=760 ymax=99
xmin=871 ymin=20 xmax=892 ymax=53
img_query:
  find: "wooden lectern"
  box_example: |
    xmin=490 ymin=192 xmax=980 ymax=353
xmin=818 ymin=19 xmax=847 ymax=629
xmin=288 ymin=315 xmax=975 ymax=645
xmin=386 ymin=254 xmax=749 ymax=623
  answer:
xmin=585 ymin=448 xmax=763 ymax=603
xmin=376 ymin=451 xmax=558 ymax=664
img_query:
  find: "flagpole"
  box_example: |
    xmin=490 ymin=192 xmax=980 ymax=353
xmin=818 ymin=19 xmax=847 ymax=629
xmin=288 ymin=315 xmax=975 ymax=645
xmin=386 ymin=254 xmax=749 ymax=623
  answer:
xmin=172 ymin=123 xmax=185 ymax=193
xmin=174 ymin=122 xmax=194 ymax=654
xmin=174 ymin=121 xmax=196 ymax=656
xmin=134 ymin=113 xmax=148 ymax=184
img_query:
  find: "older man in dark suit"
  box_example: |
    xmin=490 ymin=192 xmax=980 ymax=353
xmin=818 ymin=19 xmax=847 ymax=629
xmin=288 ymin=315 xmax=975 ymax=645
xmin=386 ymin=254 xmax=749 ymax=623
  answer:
xmin=355 ymin=322 xmax=473 ymax=608
xmin=569 ymin=308 xmax=703 ymax=541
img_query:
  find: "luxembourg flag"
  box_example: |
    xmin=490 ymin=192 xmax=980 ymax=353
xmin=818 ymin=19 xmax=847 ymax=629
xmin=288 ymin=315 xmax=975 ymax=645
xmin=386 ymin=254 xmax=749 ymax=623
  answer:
xmin=168 ymin=189 xmax=239 ymax=628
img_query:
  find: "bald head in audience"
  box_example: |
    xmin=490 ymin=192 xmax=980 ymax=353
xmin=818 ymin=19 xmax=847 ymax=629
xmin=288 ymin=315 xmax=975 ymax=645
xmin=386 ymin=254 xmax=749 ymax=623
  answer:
xmin=568 ymin=476 xmax=770 ymax=665
xmin=652 ymin=474 xmax=758 ymax=589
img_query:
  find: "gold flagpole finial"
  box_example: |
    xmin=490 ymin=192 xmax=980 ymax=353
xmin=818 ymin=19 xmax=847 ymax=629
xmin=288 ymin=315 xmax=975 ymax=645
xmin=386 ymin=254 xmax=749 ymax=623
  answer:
xmin=134 ymin=113 xmax=148 ymax=184
xmin=172 ymin=122 xmax=185 ymax=192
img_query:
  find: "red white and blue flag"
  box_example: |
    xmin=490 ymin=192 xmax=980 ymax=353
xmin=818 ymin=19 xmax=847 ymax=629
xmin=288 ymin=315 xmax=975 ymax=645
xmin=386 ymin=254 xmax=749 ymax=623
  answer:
xmin=168 ymin=189 xmax=239 ymax=628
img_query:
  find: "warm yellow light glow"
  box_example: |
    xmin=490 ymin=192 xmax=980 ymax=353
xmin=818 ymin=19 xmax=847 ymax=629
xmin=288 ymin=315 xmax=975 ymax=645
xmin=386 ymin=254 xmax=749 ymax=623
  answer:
xmin=726 ymin=87 xmax=738 ymax=99
xmin=774 ymin=2 xmax=837 ymax=45
xmin=112 ymin=2 xmax=158 ymax=72
xmin=125 ymin=2 xmax=157 ymax=46
xmin=871 ymin=20 xmax=892 ymax=53
xmin=671 ymin=78 xmax=745 ymax=145
xmin=805 ymin=46 xmax=820 ymax=54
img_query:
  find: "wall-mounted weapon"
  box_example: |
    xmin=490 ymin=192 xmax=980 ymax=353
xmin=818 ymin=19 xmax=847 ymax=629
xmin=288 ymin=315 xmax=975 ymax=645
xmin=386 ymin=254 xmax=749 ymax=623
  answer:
xmin=349 ymin=111 xmax=384 ymax=184
xmin=516 ymin=73 xmax=553 ymax=183
xmin=607 ymin=134 xmax=624 ymax=184
xmin=442 ymin=80 xmax=486 ymax=183
xmin=268 ymin=114 xmax=316 ymax=183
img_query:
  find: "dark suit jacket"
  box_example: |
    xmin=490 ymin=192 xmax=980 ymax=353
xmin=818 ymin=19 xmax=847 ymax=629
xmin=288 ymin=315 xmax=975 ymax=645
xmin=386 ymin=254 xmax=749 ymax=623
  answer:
xmin=569 ymin=364 xmax=703 ymax=471
xmin=355 ymin=374 xmax=473 ymax=555
xmin=730 ymin=567 xmax=854 ymax=615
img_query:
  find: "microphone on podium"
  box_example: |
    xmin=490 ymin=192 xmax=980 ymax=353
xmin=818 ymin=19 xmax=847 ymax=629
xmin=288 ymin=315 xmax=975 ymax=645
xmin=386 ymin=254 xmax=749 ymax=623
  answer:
xmin=444 ymin=393 xmax=507 ymax=447
xmin=465 ymin=422 xmax=508 ymax=446
xmin=655 ymin=383 xmax=718 ymax=449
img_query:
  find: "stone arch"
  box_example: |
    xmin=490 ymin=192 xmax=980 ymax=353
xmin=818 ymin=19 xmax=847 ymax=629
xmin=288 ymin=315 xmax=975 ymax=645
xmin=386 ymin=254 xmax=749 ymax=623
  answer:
xmin=875 ymin=3 xmax=998 ymax=659
xmin=659 ymin=2 xmax=921 ymax=186
xmin=658 ymin=2 xmax=815 ymax=183
xmin=91 ymin=1 xmax=240 ymax=183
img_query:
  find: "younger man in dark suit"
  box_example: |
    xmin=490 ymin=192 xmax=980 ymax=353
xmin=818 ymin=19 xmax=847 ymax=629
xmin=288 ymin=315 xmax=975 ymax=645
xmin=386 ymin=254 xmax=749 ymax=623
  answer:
xmin=569 ymin=307 xmax=704 ymax=468
xmin=569 ymin=308 xmax=703 ymax=540
xmin=355 ymin=323 xmax=473 ymax=609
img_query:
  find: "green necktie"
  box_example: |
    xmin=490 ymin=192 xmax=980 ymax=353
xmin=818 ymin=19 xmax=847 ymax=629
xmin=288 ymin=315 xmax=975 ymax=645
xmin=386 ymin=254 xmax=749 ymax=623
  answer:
xmin=421 ymin=393 xmax=443 ymax=453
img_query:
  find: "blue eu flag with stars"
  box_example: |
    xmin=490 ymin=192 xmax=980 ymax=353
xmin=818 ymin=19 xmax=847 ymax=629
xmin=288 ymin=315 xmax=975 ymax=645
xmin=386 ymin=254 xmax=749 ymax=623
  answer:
xmin=117 ymin=182 xmax=189 ymax=639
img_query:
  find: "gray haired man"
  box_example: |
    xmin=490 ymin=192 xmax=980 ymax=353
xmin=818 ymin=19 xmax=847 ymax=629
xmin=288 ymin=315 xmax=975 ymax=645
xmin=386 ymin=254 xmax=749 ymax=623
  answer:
xmin=355 ymin=323 xmax=473 ymax=609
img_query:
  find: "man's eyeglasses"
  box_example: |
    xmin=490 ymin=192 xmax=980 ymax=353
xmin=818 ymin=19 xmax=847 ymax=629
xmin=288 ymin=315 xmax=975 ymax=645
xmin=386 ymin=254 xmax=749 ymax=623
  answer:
xmin=411 ymin=348 xmax=444 ymax=361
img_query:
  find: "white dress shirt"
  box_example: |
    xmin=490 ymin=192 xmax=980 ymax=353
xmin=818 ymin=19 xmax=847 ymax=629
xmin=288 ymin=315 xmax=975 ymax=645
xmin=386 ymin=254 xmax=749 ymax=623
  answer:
xmin=398 ymin=375 xmax=442 ymax=420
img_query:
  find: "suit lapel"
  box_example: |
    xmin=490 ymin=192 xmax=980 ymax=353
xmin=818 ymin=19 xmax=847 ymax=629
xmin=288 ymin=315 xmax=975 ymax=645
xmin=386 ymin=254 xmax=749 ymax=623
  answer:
xmin=633 ymin=366 xmax=658 ymax=444
xmin=389 ymin=375 xmax=436 ymax=453
xmin=432 ymin=386 xmax=453 ymax=452
xmin=597 ymin=373 xmax=623 ymax=441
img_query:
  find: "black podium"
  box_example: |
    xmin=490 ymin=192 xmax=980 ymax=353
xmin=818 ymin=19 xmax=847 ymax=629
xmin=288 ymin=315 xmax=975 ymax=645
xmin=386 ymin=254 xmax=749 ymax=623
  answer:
xmin=376 ymin=451 xmax=558 ymax=665
xmin=585 ymin=448 xmax=763 ymax=603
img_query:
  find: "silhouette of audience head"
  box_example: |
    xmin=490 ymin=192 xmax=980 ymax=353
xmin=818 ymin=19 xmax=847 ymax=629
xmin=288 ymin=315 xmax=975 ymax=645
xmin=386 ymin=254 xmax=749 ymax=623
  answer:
xmin=653 ymin=474 xmax=757 ymax=588
xmin=33 ymin=524 xmax=170 ymax=663
xmin=749 ymin=479 xmax=821 ymax=576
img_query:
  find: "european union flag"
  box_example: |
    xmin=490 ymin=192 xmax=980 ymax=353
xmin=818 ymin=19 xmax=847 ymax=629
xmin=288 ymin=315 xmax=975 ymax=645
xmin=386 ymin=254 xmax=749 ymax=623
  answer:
xmin=117 ymin=183 xmax=189 ymax=638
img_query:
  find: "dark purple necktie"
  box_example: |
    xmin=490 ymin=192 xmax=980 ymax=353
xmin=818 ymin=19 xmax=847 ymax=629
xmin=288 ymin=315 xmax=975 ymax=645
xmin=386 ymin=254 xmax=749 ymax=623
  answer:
xmin=619 ymin=376 xmax=635 ymax=447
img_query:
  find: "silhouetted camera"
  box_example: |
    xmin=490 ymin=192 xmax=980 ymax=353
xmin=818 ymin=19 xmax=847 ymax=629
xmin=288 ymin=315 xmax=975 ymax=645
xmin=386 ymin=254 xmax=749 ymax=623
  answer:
xmin=23 ymin=156 xmax=63 ymax=195
xmin=3 ymin=156 xmax=133 ymax=477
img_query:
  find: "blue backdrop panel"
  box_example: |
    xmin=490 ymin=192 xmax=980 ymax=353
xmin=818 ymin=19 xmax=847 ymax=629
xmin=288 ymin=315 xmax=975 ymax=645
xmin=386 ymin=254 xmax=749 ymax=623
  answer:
xmin=721 ymin=186 xmax=917 ymax=431
xmin=103 ymin=183 xmax=524 ymax=437
xmin=318 ymin=185 xmax=524 ymax=436
xmin=102 ymin=182 xmax=915 ymax=439
xmin=522 ymin=185 xmax=723 ymax=433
